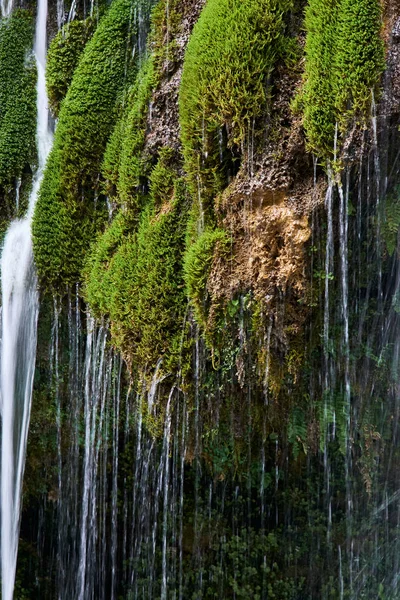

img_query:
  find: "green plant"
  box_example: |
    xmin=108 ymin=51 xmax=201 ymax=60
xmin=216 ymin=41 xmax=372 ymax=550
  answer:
xmin=0 ymin=9 xmax=36 ymax=185
xmin=33 ymin=0 xmax=142 ymax=290
xmin=183 ymin=227 xmax=230 ymax=329
xmin=298 ymin=0 xmax=384 ymax=157
xmin=85 ymin=156 xmax=189 ymax=371
xmin=116 ymin=56 xmax=155 ymax=212
xmin=46 ymin=17 xmax=96 ymax=117
xmin=101 ymin=54 xmax=156 ymax=209
xmin=179 ymin=0 xmax=293 ymax=204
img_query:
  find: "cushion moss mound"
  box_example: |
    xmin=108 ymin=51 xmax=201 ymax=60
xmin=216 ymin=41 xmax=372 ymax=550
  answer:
xmin=179 ymin=0 xmax=292 ymax=202
xmin=112 ymin=57 xmax=155 ymax=212
xmin=46 ymin=17 xmax=96 ymax=117
xmin=300 ymin=0 xmax=384 ymax=158
xmin=183 ymin=227 xmax=230 ymax=330
xmin=0 ymin=9 xmax=36 ymax=185
xmin=84 ymin=168 xmax=188 ymax=371
xmin=32 ymin=0 xmax=142 ymax=290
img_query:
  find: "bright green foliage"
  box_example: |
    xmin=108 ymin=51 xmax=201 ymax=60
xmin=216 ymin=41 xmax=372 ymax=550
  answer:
xmin=33 ymin=0 xmax=141 ymax=289
xmin=179 ymin=0 xmax=292 ymax=202
xmin=148 ymin=147 xmax=175 ymax=207
xmin=85 ymin=159 xmax=188 ymax=370
xmin=83 ymin=210 xmax=132 ymax=319
xmin=46 ymin=18 xmax=95 ymax=117
xmin=183 ymin=227 xmax=230 ymax=328
xmin=335 ymin=0 xmax=384 ymax=115
xmin=101 ymin=109 xmax=126 ymax=198
xmin=129 ymin=185 xmax=188 ymax=369
xmin=300 ymin=0 xmax=384 ymax=157
xmin=117 ymin=57 xmax=155 ymax=212
xmin=300 ymin=0 xmax=338 ymax=157
xmin=0 ymin=10 xmax=36 ymax=185
xmin=102 ymin=56 xmax=155 ymax=208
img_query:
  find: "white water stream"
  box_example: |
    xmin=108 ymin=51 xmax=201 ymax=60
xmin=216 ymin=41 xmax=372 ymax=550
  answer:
xmin=0 ymin=0 xmax=52 ymax=595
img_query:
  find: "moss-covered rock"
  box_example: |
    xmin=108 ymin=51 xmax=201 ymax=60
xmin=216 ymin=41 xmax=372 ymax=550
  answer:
xmin=183 ymin=227 xmax=230 ymax=331
xmin=179 ymin=0 xmax=293 ymax=205
xmin=85 ymin=150 xmax=189 ymax=371
xmin=32 ymin=0 xmax=143 ymax=290
xmin=299 ymin=0 xmax=384 ymax=157
xmin=0 ymin=9 xmax=36 ymax=185
xmin=115 ymin=56 xmax=155 ymax=212
xmin=46 ymin=17 xmax=96 ymax=117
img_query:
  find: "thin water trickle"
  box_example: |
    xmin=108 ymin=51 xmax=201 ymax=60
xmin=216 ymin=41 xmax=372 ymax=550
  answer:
xmin=0 ymin=0 xmax=52 ymax=595
xmin=0 ymin=0 xmax=12 ymax=18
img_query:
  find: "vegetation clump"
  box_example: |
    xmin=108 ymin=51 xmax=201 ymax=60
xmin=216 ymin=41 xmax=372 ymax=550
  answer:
xmin=0 ymin=9 xmax=36 ymax=185
xmin=85 ymin=150 xmax=188 ymax=371
xmin=101 ymin=54 xmax=155 ymax=212
xmin=116 ymin=57 xmax=155 ymax=211
xmin=46 ymin=18 xmax=96 ymax=117
xmin=299 ymin=0 xmax=384 ymax=157
xmin=179 ymin=0 xmax=293 ymax=204
xmin=183 ymin=227 xmax=230 ymax=331
xmin=33 ymin=0 xmax=142 ymax=290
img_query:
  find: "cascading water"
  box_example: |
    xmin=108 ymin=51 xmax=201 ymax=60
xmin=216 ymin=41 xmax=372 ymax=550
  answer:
xmin=0 ymin=0 xmax=52 ymax=595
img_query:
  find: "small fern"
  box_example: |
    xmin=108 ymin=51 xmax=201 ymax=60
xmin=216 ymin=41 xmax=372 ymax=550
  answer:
xmin=288 ymin=407 xmax=308 ymax=459
xmin=382 ymin=188 xmax=400 ymax=256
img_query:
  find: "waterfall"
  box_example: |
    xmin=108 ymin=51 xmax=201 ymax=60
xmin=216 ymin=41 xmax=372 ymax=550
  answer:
xmin=0 ymin=0 xmax=52 ymax=595
xmin=0 ymin=0 xmax=12 ymax=18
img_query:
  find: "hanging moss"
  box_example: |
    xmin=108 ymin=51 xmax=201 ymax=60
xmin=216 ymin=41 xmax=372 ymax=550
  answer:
xmin=46 ymin=18 xmax=96 ymax=117
xmin=298 ymin=0 xmax=384 ymax=157
xmin=334 ymin=0 xmax=384 ymax=116
xmin=297 ymin=0 xmax=338 ymax=157
xmin=0 ymin=9 xmax=36 ymax=185
xmin=33 ymin=0 xmax=142 ymax=290
xmin=117 ymin=56 xmax=155 ymax=212
xmin=183 ymin=227 xmax=230 ymax=330
xmin=179 ymin=0 xmax=293 ymax=204
xmin=85 ymin=151 xmax=189 ymax=371
xmin=101 ymin=109 xmax=126 ymax=199
xmin=150 ymin=0 xmax=181 ymax=80
xmin=101 ymin=54 xmax=155 ymax=213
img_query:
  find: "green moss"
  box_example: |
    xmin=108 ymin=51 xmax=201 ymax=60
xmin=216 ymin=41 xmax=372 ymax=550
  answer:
xmin=83 ymin=210 xmax=131 ymax=319
xmin=117 ymin=56 xmax=156 ymax=212
xmin=46 ymin=18 xmax=96 ymax=117
xmin=130 ymin=183 xmax=188 ymax=369
xmin=183 ymin=227 xmax=230 ymax=330
xmin=299 ymin=0 xmax=384 ymax=157
xmin=85 ymin=153 xmax=189 ymax=371
xmin=334 ymin=0 xmax=384 ymax=116
xmin=33 ymin=0 xmax=143 ymax=290
xmin=101 ymin=107 xmax=126 ymax=199
xmin=298 ymin=0 xmax=338 ymax=157
xmin=148 ymin=146 xmax=175 ymax=206
xmin=0 ymin=10 xmax=36 ymax=185
xmin=179 ymin=0 xmax=292 ymax=204
xmin=150 ymin=0 xmax=181 ymax=80
xmin=382 ymin=187 xmax=400 ymax=257
xmin=101 ymin=55 xmax=155 ymax=212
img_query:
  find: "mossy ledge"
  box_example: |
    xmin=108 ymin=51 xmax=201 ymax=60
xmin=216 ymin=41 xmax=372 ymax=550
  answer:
xmin=84 ymin=149 xmax=189 ymax=373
